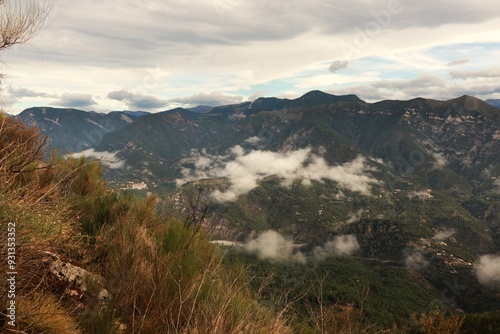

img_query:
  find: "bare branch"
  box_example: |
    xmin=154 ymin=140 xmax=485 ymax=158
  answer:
xmin=0 ymin=0 xmax=51 ymax=51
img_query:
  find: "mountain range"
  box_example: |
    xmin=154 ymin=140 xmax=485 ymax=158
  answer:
xmin=17 ymin=90 xmax=500 ymax=321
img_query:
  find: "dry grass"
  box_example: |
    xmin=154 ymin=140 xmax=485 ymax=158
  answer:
xmin=0 ymin=113 xmax=84 ymax=332
xmin=95 ymin=195 xmax=291 ymax=333
xmin=13 ymin=294 xmax=81 ymax=334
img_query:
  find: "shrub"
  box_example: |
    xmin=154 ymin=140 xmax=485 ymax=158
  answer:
xmin=92 ymin=195 xmax=290 ymax=333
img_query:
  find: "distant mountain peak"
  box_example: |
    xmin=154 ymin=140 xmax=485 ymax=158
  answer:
xmin=187 ymin=105 xmax=213 ymax=114
xmin=296 ymin=90 xmax=364 ymax=104
xmin=155 ymin=107 xmax=203 ymax=118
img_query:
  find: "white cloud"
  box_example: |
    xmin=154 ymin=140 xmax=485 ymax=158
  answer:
xmin=244 ymin=230 xmax=306 ymax=263
xmin=244 ymin=136 xmax=262 ymax=145
xmin=313 ymin=234 xmax=360 ymax=260
xmin=70 ymin=149 xmax=125 ymax=169
xmin=169 ymin=92 xmax=243 ymax=107
xmin=433 ymin=228 xmax=456 ymax=241
xmin=432 ymin=152 xmax=447 ymax=169
xmin=243 ymin=230 xmax=360 ymax=263
xmin=176 ymin=145 xmax=381 ymax=202
xmin=403 ymin=243 xmax=429 ymax=270
xmin=475 ymin=254 xmax=500 ymax=286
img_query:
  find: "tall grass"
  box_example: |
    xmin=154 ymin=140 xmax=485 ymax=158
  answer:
xmin=0 ymin=114 xmax=83 ymax=333
xmin=90 ymin=194 xmax=291 ymax=333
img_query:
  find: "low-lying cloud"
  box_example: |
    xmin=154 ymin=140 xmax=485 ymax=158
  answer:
xmin=408 ymin=190 xmax=433 ymax=200
xmin=403 ymin=243 xmax=429 ymax=270
xmin=313 ymin=235 xmax=360 ymax=260
xmin=432 ymin=152 xmax=447 ymax=169
xmin=433 ymin=228 xmax=456 ymax=241
xmin=177 ymin=145 xmax=381 ymax=202
xmin=244 ymin=230 xmax=306 ymax=263
xmin=243 ymin=230 xmax=360 ymax=263
xmin=346 ymin=209 xmax=364 ymax=224
xmin=71 ymin=149 xmax=125 ymax=169
xmin=475 ymin=254 xmax=500 ymax=286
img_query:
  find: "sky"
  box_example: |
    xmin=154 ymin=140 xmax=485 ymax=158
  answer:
xmin=1 ymin=0 xmax=500 ymax=114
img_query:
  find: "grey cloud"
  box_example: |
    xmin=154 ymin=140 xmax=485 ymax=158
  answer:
xmin=8 ymin=87 xmax=53 ymax=98
xmin=108 ymin=89 xmax=169 ymax=110
xmin=329 ymin=60 xmax=348 ymax=73
xmin=386 ymin=1 xmax=500 ymax=28
xmin=33 ymin=0 xmax=500 ymax=70
xmin=450 ymin=67 xmax=500 ymax=79
xmin=5 ymin=0 xmax=500 ymax=114
xmin=170 ymin=92 xmax=243 ymax=107
xmin=314 ymin=0 xmax=500 ymax=35
xmin=446 ymin=58 xmax=469 ymax=67
xmin=4 ymin=87 xmax=55 ymax=107
xmin=51 ymin=93 xmax=97 ymax=108
xmin=44 ymin=1 xmax=305 ymax=65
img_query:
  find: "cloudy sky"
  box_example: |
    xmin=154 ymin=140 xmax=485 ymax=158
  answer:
xmin=1 ymin=0 xmax=500 ymax=113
